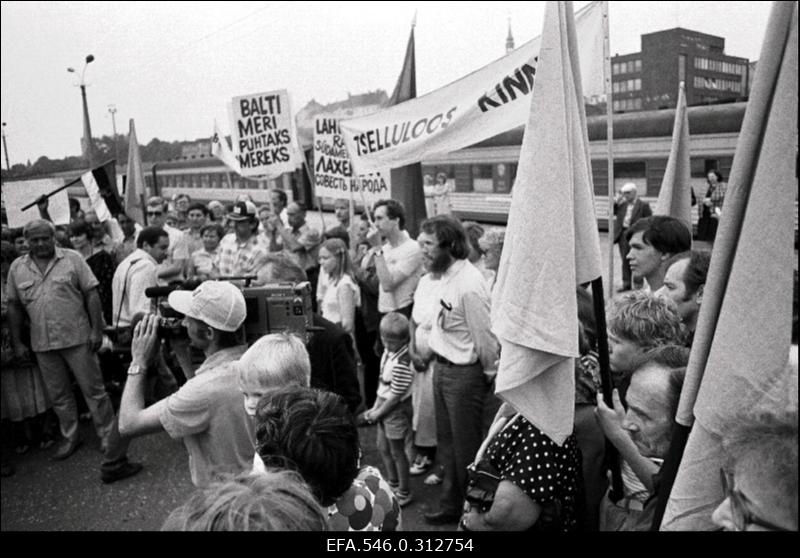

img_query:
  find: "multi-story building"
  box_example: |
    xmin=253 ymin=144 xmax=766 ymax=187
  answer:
xmin=611 ymin=28 xmax=749 ymax=112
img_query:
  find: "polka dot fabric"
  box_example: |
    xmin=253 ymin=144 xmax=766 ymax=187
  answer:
xmin=327 ymin=465 xmax=402 ymax=531
xmin=485 ymin=415 xmax=582 ymax=531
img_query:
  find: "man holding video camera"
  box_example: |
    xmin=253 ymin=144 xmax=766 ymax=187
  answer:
xmin=118 ymin=281 xmax=254 ymax=487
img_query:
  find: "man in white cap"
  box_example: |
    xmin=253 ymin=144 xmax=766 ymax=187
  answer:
xmin=216 ymin=199 xmax=269 ymax=281
xmin=613 ymin=183 xmax=652 ymax=292
xmin=118 ymin=281 xmax=254 ymax=487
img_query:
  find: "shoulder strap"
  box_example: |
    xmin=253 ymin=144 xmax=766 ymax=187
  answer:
xmin=115 ymin=258 xmax=141 ymax=330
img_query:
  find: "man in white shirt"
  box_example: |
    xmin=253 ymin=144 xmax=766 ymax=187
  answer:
xmin=367 ymin=199 xmax=424 ymax=320
xmin=111 ymin=227 xmax=169 ymax=329
xmin=417 ymin=216 xmax=498 ymax=526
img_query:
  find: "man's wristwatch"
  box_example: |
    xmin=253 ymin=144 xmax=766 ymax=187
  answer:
xmin=128 ymin=363 xmax=144 ymax=376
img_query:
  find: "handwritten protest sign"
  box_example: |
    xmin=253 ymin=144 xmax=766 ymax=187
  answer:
xmin=313 ymin=117 xmax=391 ymax=205
xmin=230 ymin=89 xmax=298 ymax=178
xmin=2 ymin=178 xmax=70 ymax=228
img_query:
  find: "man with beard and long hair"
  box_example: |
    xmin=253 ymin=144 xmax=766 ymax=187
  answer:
xmin=417 ymin=215 xmax=499 ymax=526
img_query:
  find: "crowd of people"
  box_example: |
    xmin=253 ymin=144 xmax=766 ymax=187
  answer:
xmin=0 ymin=182 xmax=796 ymax=532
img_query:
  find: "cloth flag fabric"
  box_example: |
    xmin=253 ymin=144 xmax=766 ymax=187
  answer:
xmin=124 ymin=119 xmax=145 ymax=224
xmin=654 ymin=82 xmax=693 ymax=235
xmin=661 ymin=1 xmax=798 ymax=530
xmin=491 ymin=1 xmax=603 ymax=446
xmin=212 ymin=119 xmax=242 ymax=174
xmin=340 ymin=1 xmax=603 ymax=174
xmin=81 ymin=159 xmax=123 ymax=222
xmin=387 ymin=22 xmax=427 ymax=238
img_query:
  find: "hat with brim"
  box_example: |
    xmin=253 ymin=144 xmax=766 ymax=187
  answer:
xmin=228 ymin=200 xmax=258 ymax=221
xmin=168 ymin=281 xmax=246 ymax=332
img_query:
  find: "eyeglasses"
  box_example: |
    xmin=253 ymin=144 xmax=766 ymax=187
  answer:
xmin=146 ymin=211 xmax=163 ymax=216
xmin=719 ymin=468 xmax=790 ymax=531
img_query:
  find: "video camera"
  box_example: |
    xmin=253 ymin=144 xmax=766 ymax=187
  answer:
xmin=143 ymin=278 xmax=314 ymax=345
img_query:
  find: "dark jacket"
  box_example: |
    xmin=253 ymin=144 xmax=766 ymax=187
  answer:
xmin=306 ymin=313 xmax=362 ymax=414
xmin=613 ymin=198 xmax=652 ymax=243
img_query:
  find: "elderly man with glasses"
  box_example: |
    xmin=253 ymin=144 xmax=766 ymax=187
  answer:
xmin=711 ymin=410 xmax=797 ymax=532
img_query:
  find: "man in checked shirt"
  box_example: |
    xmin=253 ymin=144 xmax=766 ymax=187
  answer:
xmin=216 ymin=200 xmax=269 ymax=282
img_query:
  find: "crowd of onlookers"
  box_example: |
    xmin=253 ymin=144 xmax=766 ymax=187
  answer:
xmin=0 ymin=181 xmax=796 ymax=532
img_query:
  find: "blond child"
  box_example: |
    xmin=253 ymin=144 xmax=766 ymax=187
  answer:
xmin=361 ymin=312 xmax=414 ymax=506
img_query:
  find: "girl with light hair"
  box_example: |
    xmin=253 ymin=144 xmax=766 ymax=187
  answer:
xmin=316 ymin=237 xmax=361 ymax=337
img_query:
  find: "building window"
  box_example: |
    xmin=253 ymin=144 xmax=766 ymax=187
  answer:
xmin=613 ymin=98 xmax=642 ymax=112
xmin=694 ymin=57 xmax=746 ymax=75
xmin=612 ymin=62 xmax=620 ymax=75
xmin=693 ymin=75 xmax=742 ymax=93
xmin=634 ymin=59 xmax=642 ymax=72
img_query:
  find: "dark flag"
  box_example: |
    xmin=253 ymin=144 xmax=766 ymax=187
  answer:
xmin=388 ymin=19 xmax=427 ymax=237
xmin=82 ymin=159 xmax=124 ymax=220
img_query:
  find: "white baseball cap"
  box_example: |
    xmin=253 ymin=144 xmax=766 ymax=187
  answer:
xmin=168 ymin=281 xmax=246 ymax=332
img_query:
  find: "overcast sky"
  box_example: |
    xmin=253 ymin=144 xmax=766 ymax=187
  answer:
xmin=1 ymin=1 xmax=772 ymax=166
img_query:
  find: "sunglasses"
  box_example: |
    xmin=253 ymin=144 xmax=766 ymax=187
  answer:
xmin=719 ymin=468 xmax=790 ymax=531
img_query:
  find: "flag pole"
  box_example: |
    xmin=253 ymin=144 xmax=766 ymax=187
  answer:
xmin=21 ymin=177 xmax=82 ymax=211
xmin=357 ymin=177 xmax=374 ymax=227
xmin=590 ymin=276 xmax=624 ymax=501
xmin=602 ymin=0 xmax=615 ymax=300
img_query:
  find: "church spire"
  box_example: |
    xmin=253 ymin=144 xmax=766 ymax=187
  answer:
xmin=506 ymin=16 xmax=515 ymax=53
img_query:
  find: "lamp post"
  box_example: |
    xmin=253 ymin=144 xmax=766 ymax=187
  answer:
xmin=68 ymin=54 xmax=96 ymax=168
xmin=108 ymin=104 xmax=119 ymax=163
xmin=1 ymin=122 xmax=9 ymax=171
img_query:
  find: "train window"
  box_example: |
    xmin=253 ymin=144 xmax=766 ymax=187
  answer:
xmin=494 ymin=163 xmax=516 ymax=194
xmin=471 ymin=164 xmax=494 ymax=193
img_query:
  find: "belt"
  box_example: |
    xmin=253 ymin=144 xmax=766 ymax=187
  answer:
xmin=434 ymin=354 xmax=476 ymax=367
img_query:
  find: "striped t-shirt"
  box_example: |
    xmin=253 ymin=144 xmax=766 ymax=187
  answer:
xmin=376 ymin=345 xmax=413 ymax=401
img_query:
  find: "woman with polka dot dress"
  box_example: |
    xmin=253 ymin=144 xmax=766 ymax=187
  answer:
xmin=458 ymin=407 xmax=583 ymax=531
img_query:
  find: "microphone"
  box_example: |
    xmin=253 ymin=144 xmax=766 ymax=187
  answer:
xmin=144 ymin=285 xmax=180 ymax=298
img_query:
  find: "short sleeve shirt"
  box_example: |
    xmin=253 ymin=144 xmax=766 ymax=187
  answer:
xmin=377 ymin=233 xmax=424 ymax=313
xmin=216 ymin=233 xmax=269 ymax=278
xmin=485 ymin=415 xmax=582 ymax=532
xmin=6 ymin=248 xmax=98 ymax=352
xmin=158 ymin=345 xmax=255 ymax=487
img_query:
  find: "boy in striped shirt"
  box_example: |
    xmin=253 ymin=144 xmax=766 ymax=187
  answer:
xmin=362 ymin=312 xmax=414 ymax=507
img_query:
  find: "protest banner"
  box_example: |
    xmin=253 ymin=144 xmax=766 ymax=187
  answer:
xmin=340 ymin=1 xmax=603 ymax=175
xmin=230 ymin=89 xmax=299 ymax=178
xmin=313 ymin=116 xmax=391 ymax=206
xmin=2 ymin=178 xmax=70 ymax=228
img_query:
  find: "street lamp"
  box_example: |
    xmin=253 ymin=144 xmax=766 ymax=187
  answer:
xmin=108 ymin=104 xmax=119 ymax=164
xmin=1 ymin=122 xmax=9 ymax=171
xmin=68 ymin=54 xmax=96 ymax=167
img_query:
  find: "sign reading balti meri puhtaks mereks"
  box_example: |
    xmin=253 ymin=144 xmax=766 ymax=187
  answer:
xmin=230 ymin=89 xmax=299 ymax=178
xmin=313 ymin=117 xmax=391 ymax=205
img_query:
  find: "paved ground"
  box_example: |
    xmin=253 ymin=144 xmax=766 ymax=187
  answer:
xmin=0 ymin=418 xmax=455 ymax=531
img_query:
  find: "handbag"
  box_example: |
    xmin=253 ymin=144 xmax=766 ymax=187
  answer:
xmin=463 ymin=414 xmax=520 ymax=513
